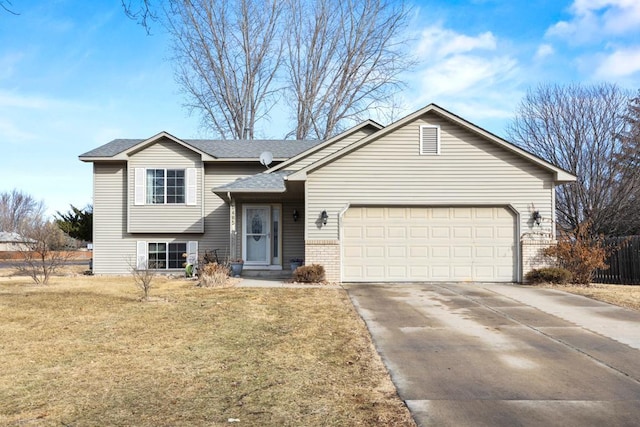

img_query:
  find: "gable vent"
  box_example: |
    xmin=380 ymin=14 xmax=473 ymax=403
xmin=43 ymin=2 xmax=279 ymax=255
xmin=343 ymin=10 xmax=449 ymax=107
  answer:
xmin=420 ymin=125 xmax=440 ymax=155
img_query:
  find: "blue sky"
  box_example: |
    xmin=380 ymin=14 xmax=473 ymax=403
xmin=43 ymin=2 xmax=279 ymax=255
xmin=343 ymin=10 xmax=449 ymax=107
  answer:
xmin=1 ymin=0 xmax=639 ymax=217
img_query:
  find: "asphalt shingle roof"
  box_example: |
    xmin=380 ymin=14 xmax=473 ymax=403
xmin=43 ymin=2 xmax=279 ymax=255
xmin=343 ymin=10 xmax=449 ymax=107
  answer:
xmin=79 ymin=138 xmax=323 ymax=159
xmin=214 ymin=171 xmax=292 ymax=192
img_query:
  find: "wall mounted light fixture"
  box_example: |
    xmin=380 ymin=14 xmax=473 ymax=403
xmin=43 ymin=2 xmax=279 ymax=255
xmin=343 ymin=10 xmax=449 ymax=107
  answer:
xmin=293 ymin=209 xmax=299 ymax=222
xmin=532 ymin=210 xmax=542 ymax=226
xmin=321 ymin=210 xmax=329 ymax=225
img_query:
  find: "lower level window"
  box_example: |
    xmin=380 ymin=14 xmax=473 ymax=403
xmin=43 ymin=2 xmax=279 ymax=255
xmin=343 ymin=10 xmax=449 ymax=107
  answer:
xmin=148 ymin=242 xmax=186 ymax=269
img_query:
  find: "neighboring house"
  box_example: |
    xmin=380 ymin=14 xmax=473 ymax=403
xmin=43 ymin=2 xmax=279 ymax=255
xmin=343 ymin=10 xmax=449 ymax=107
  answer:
xmin=79 ymin=104 xmax=576 ymax=282
xmin=0 ymin=232 xmax=33 ymax=252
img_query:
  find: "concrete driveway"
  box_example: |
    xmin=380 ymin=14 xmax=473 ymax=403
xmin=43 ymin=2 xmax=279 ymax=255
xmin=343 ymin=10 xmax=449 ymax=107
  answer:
xmin=345 ymin=283 xmax=640 ymax=427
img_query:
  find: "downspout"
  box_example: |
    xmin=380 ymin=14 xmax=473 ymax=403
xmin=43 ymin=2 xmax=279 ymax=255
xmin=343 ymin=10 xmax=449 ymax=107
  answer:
xmin=228 ymin=192 xmax=237 ymax=259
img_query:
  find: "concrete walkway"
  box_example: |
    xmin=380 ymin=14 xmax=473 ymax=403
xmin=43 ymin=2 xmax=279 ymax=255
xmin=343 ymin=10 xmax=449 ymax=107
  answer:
xmin=345 ymin=283 xmax=640 ymax=427
xmin=236 ymin=276 xmax=341 ymax=288
xmin=479 ymin=283 xmax=640 ymax=349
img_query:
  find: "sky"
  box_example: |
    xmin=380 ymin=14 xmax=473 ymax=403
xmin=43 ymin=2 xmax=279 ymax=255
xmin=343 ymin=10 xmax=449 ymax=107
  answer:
xmin=1 ymin=0 xmax=639 ymax=218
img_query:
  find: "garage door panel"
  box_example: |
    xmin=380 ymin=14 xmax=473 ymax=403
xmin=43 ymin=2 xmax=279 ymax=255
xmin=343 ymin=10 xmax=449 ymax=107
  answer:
xmin=432 ymin=265 xmax=452 ymax=279
xmin=366 ymin=265 xmax=385 ymax=277
xmin=343 ymin=206 xmax=516 ymax=282
xmin=475 ymin=227 xmax=495 ymax=238
xmin=387 ymin=246 xmax=407 ymax=258
xmin=366 ymin=226 xmax=385 ymax=238
xmin=432 ymin=208 xmax=450 ymax=219
xmin=431 ymin=227 xmax=450 ymax=238
xmin=410 ymin=227 xmax=428 ymax=238
xmin=431 ymin=246 xmax=450 ymax=258
xmin=453 ymin=246 xmax=472 ymax=257
xmin=410 ymin=246 xmax=428 ymax=257
xmin=453 ymin=226 xmax=472 ymax=238
xmin=453 ymin=208 xmax=472 ymax=219
xmin=387 ymin=226 xmax=406 ymax=238
xmin=366 ymin=246 xmax=384 ymax=258
xmin=474 ymin=207 xmax=494 ymax=218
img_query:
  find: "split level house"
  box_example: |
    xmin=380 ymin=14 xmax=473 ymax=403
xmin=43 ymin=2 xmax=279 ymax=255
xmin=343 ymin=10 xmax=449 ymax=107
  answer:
xmin=79 ymin=104 xmax=576 ymax=283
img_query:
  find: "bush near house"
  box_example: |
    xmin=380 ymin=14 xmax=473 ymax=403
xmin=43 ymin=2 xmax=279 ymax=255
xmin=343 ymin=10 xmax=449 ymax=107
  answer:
xmin=198 ymin=262 xmax=231 ymax=287
xmin=544 ymin=221 xmax=609 ymax=285
xmin=525 ymin=267 xmax=572 ymax=285
xmin=292 ymin=264 xmax=326 ymax=283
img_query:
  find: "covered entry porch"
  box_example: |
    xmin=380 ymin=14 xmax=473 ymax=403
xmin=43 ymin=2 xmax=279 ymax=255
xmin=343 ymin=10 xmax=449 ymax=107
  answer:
xmin=214 ymin=172 xmax=306 ymax=272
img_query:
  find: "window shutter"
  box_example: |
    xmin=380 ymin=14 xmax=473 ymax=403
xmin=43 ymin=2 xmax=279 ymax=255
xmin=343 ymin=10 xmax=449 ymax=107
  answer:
xmin=134 ymin=168 xmax=146 ymax=205
xmin=186 ymin=168 xmax=197 ymax=206
xmin=136 ymin=241 xmax=147 ymax=269
xmin=187 ymin=241 xmax=198 ymax=265
xmin=420 ymin=126 xmax=440 ymax=155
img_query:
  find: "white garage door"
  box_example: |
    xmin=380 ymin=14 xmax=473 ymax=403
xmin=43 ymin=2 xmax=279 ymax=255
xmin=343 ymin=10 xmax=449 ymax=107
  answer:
xmin=342 ymin=207 xmax=516 ymax=282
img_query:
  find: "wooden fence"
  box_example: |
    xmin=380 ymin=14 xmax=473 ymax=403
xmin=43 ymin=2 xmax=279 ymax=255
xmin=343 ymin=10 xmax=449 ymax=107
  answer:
xmin=593 ymin=236 xmax=640 ymax=285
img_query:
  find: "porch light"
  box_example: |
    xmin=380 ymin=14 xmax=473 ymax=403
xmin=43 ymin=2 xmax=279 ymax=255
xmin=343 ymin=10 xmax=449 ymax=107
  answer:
xmin=321 ymin=210 xmax=329 ymax=225
xmin=293 ymin=209 xmax=299 ymax=222
xmin=532 ymin=210 xmax=542 ymax=226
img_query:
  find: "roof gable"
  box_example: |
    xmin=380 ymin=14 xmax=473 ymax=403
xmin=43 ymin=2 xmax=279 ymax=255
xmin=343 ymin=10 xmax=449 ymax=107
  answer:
xmin=267 ymin=120 xmax=383 ymax=173
xmin=288 ymin=104 xmax=576 ymax=184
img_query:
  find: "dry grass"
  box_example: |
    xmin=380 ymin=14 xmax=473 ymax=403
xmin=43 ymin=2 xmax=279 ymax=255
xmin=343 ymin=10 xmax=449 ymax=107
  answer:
xmin=546 ymin=283 xmax=640 ymax=311
xmin=0 ymin=273 xmax=414 ymax=426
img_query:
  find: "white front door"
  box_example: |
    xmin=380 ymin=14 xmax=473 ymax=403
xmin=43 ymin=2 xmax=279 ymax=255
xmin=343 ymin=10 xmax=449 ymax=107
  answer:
xmin=243 ymin=205 xmax=271 ymax=265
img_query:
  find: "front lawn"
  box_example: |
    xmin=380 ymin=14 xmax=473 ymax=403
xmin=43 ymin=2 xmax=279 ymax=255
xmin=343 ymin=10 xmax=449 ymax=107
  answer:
xmin=0 ymin=275 xmax=415 ymax=426
xmin=547 ymin=283 xmax=640 ymax=311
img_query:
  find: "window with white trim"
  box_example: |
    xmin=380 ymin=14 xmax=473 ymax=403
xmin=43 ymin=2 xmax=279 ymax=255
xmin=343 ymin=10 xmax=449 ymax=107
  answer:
xmin=134 ymin=167 xmax=197 ymax=206
xmin=137 ymin=240 xmax=198 ymax=270
xmin=420 ymin=125 xmax=440 ymax=155
xmin=148 ymin=242 xmax=187 ymax=269
xmin=146 ymin=169 xmax=185 ymax=204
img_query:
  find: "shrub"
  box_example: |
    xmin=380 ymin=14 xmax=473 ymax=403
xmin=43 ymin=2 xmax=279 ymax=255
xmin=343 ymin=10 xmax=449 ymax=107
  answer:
xmin=543 ymin=221 xmax=609 ymax=285
xmin=292 ymin=264 xmax=325 ymax=283
xmin=525 ymin=267 xmax=572 ymax=285
xmin=199 ymin=262 xmax=230 ymax=287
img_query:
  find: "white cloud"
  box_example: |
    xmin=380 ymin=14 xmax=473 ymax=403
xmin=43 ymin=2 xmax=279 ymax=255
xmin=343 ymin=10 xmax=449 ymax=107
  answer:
xmin=0 ymin=90 xmax=87 ymax=110
xmin=595 ymin=46 xmax=640 ymax=77
xmin=535 ymin=44 xmax=555 ymax=60
xmin=0 ymin=119 xmax=36 ymax=142
xmin=416 ymin=25 xmax=497 ymax=59
xmin=407 ymin=25 xmax=521 ymax=133
xmin=547 ymin=0 xmax=640 ymax=43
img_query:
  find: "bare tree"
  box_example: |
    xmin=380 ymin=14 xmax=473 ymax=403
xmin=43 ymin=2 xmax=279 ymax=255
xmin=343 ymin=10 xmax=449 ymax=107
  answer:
xmin=126 ymin=0 xmax=411 ymax=139
xmin=122 ymin=0 xmax=156 ymax=33
xmin=1 ymin=0 xmax=18 ymax=15
xmin=15 ymin=219 xmax=72 ymax=285
xmin=611 ymin=90 xmax=640 ymax=235
xmin=507 ymin=83 xmax=635 ymax=235
xmin=0 ymin=189 xmax=45 ymax=233
xmin=284 ymin=0 xmax=410 ymax=139
xmin=127 ymin=257 xmax=157 ymax=301
xmin=167 ymin=0 xmax=283 ymax=139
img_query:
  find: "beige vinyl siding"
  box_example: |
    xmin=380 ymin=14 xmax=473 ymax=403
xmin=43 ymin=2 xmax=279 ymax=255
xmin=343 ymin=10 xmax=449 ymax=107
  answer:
xmin=128 ymin=139 xmax=204 ymax=233
xmin=93 ymin=163 xmax=128 ymax=274
xmin=305 ymin=112 xmax=555 ymax=242
xmin=92 ymin=161 xmax=264 ymax=274
xmin=282 ymin=128 xmax=376 ymax=171
xmin=203 ymin=163 xmax=264 ymax=259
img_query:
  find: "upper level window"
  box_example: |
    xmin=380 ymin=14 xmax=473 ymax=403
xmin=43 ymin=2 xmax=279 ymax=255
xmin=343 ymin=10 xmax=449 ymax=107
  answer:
xmin=420 ymin=125 xmax=440 ymax=155
xmin=146 ymin=169 xmax=185 ymax=204
xmin=135 ymin=167 xmax=196 ymax=206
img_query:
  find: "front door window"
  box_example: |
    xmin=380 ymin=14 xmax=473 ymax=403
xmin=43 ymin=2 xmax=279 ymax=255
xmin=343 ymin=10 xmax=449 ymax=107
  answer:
xmin=242 ymin=204 xmax=282 ymax=266
xmin=244 ymin=206 xmax=270 ymax=264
